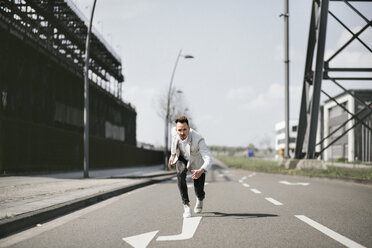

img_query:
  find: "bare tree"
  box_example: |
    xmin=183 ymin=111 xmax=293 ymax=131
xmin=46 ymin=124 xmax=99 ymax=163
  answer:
xmin=157 ymin=86 xmax=196 ymax=133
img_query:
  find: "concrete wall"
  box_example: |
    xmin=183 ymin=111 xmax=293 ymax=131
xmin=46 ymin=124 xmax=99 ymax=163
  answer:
xmin=0 ymin=117 xmax=163 ymax=173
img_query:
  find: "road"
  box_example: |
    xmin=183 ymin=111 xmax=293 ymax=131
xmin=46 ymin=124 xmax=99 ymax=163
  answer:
xmin=1 ymin=161 xmax=371 ymax=248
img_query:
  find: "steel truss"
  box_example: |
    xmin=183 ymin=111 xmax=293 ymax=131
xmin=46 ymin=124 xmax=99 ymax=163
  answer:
xmin=0 ymin=0 xmax=124 ymax=100
xmin=294 ymin=0 xmax=372 ymax=160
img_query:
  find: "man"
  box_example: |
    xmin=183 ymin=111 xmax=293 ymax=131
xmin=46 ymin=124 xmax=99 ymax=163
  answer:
xmin=169 ymin=116 xmax=213 ymax=218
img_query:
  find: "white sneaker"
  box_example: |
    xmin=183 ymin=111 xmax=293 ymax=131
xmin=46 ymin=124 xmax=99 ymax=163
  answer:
xmin=194 ymin=199 xmax=203 ymax=214
xmin=183 ymin=204 xmax=192 ymax=218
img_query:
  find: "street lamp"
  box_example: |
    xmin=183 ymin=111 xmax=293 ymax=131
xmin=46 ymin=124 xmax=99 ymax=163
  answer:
xmin=83 ymin=0 xmax=98 ymax=178
xmin=164 ymin=49 xmax=194 ymax=170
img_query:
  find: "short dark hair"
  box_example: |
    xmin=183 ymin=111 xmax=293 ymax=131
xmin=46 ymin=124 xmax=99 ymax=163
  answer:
xmin=175 ymin=116 xmax=189 ymax=126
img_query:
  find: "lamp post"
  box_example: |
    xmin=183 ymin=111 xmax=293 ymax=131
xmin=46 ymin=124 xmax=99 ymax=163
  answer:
xmin=164 ymin=49 xmax=194 ymax=169
xmin=83 ymin=0 xmax=97 ymax=178
xmin=280 ymin=0 xmax=290 ymax=159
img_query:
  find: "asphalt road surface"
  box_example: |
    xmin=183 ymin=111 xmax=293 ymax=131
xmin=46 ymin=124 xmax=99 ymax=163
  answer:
xmin=1 ymin=162 xmax=371 ymax=248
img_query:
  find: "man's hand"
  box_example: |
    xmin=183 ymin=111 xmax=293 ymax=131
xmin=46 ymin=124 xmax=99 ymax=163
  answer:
xmin=191 ymin=168 xmax=205 ymax=179
xmin=168 ymin=154 xmax=175 ymax=168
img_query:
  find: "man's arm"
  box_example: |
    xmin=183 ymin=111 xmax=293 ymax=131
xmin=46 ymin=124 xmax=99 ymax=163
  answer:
xmin=169 ymin=127 xmax=178 ymax=168
xmin=168 ymin=154 xmax=175 ymax=168
xmin=192 ymin=138 xmax=213 ymax=179
xmin=198 ymin=138 xmax=213 ymax=172
xmin=170 ymin=127 xmax=177 ymax=155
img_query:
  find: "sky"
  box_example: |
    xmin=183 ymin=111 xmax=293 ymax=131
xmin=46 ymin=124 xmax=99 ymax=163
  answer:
xmin=74 ymin=0 xmax=372 ymax=148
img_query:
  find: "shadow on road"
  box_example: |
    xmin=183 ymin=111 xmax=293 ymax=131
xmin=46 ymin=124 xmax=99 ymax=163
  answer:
xmin=202 ymin=212 xmax=279 ymax=219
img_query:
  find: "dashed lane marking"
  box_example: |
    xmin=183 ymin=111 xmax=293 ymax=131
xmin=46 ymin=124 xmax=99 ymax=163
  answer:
xmin=242 ymin=183 xmax=250 ymax=188
xmin=265 ymin=197 xmax=283 ymax=206
xmin=250 ymin=188 xmax=261 ymax=194
xmin=295 ymin=215 xmax=366 ymax=248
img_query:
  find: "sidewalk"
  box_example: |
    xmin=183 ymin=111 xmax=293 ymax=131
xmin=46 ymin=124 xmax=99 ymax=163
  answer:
xmin=0 ymin=165 xmax=176 ymax=238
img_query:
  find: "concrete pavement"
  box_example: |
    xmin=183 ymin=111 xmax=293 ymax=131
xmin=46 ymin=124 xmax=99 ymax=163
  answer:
xmin=2 ymin=161 xmax=371 ymax=247
xmin=0 ymin=165 xmax=175 ymax=238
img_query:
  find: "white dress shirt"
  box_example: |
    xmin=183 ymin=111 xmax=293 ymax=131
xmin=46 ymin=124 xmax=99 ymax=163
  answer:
xmin=178 ymin=136 xmax=190 ymax=161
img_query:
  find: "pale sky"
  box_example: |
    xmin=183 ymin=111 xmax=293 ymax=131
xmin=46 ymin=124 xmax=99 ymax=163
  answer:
xmin=74 ymin=0 xmax=372 ymax=148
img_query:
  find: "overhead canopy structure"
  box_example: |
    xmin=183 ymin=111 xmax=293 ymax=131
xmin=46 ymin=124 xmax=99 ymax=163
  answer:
xmin=0 ymin=0 xmax=124 ymax=90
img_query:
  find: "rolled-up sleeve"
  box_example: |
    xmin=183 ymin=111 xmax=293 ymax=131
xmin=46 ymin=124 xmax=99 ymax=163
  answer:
xmin=170 ymin=127 xmax=177 ymax=154
xmin=198 ymin=138 xmax=213 ymax=172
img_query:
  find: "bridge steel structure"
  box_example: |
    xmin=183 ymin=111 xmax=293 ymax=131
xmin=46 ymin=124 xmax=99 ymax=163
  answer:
xmin=294 ymin=0 xmax=372 ymax=161
xmin=0 ymin=0 xmax=164 ymax=172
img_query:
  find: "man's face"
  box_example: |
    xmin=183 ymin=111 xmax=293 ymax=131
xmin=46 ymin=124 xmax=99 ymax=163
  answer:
xmin=176 ymin=122 xmax=190 ymax=140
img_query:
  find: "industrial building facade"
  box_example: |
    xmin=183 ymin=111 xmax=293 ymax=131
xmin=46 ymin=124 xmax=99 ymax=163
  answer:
xmin=323 ymin=90 xmax=372 ymax=163
xmin=275 ymin=90 xmax=371 ymax=163
xmin=0 ymin=1 xmax=163 ymax=172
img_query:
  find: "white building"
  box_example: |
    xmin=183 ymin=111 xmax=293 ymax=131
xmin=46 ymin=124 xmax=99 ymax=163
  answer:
xmin=275 ymin=120 xmax=298 ymax=159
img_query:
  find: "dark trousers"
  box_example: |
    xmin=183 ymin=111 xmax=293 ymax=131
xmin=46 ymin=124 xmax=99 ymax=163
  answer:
xmin=176 ymin=159 xmax=205 ymax=205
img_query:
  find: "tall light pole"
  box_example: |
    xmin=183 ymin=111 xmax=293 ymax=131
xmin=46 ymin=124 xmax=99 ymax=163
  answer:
xmin=280 ymin=0 xmax=290 ymax=159
xmin=84 ymin=0 xmax=97 ymax=178
xmin=284 ymin=0 xmax=290 ymax=159
xmin=164 ymin=49 xmax=194 ymax=169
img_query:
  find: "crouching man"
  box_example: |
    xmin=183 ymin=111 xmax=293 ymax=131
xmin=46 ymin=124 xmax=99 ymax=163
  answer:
xmin=169 ymin=116 xmax=213 ymax=218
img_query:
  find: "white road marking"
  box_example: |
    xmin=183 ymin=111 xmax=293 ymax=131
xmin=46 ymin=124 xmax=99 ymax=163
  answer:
xmin=248 ymin=173 xmax=256 ymax=177
xmin=280 ymin=181 xmax=309 ymax=186
xmin=250 ymin=188 xmax=261 ymax=194
xmin=295 ymin=215 xmax=366 ymax=248
xmin=242 ymin=183 xmax=250 ymax=188
xmin=238 ymin=180 xmax=243 ymax=183
xmin=157 ymin=217 xmax=202 ymax=241
xmin=122 ymin=230 xmax=159 ymax=248
xmin=205 ymin=183 xmax=209 ymax=185
xmin=265 ymin=197 xmax=283 ymax=206
xmin=219 ymin=174 xmax=224 ymax=177
xmin=241 ymin=176 xmax=247 ymax=180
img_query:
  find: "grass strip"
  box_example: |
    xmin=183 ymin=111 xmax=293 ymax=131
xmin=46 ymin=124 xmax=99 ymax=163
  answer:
xmin=217 ymin=156 xmax=372 ymax=182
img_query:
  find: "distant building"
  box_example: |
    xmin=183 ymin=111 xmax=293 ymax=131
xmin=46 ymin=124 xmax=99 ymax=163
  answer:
xmin=137 ymin=142 xmax=155 ymax=150
xmin=275 ymin=120 xmax=298 ymax=159
xmin=323 ymin=89 xmax=372 ymax=163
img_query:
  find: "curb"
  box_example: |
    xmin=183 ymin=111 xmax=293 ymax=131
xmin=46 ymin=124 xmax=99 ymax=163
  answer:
xmin=109 ymin=171 xmax=176 ymax=179
xmin=0 ymin=174 xmax=175 ymax=238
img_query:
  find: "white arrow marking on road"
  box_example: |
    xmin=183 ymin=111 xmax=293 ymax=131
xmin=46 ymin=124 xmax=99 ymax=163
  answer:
xmin=157 ymin=217 xmax=202 ymax=241
xmin=280 ymin=181 xmax=309 ymax=186
xmin=122 ymin=230 xmax=159 ymax=248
